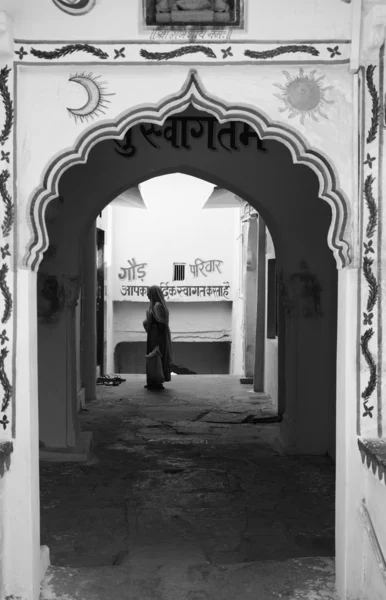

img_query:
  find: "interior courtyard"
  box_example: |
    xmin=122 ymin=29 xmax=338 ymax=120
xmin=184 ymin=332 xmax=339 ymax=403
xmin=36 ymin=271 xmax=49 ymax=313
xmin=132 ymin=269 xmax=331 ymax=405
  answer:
xmin=40 ymin=376 xmax=337 ymax=600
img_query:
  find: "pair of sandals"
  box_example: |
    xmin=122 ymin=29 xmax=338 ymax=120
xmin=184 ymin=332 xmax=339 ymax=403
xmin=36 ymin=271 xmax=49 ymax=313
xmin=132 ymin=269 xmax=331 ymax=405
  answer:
xmin=97 ymin=374 xmax=126 ymax=386
xmin=144 ymin=384 xmax=165 ymax=390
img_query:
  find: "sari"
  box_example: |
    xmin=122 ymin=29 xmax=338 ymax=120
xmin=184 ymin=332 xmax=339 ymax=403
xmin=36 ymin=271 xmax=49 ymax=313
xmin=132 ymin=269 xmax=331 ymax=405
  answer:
xmin=143 ymin=286 xmax=173 ymax=387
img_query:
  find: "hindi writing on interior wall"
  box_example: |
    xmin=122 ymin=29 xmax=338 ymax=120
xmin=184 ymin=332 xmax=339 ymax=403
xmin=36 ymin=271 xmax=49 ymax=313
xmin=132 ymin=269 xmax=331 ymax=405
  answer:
xmin=120 ymin=282 xmax=231 ymax=299
xmin=149 ymin=28 xmax=232 ymax=41
xmin=189 ymin=258 xmax=223 ymax=277
xmin=118 ymin=258 xmax=148 ymax=281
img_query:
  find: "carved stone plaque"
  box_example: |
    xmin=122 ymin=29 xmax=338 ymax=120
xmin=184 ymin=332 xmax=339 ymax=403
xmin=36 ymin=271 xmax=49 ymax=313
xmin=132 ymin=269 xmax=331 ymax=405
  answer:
xmin=145 ymin=0 xmax=243 ymax=27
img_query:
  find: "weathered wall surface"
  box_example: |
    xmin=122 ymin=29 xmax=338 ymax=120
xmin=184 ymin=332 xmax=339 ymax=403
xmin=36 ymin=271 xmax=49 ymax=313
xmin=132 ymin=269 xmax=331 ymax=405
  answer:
xmin=114 ymin=300 xmax=233 ymax=373
xmin=114 ymin=300 xmax=232 ymax=345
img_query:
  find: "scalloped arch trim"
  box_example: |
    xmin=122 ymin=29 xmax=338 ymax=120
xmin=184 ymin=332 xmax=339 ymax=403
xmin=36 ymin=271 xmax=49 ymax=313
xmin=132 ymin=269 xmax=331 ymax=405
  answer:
xmin=26 ymin=69 xmax=351 ymax=271
xmin=52 ymin=0 xmax=96 ymax=16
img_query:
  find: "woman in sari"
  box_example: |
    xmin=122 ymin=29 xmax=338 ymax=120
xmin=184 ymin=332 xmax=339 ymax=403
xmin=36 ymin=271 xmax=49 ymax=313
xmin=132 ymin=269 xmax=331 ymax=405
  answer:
xmin=143 ymin=285 xmax=173 ymax=390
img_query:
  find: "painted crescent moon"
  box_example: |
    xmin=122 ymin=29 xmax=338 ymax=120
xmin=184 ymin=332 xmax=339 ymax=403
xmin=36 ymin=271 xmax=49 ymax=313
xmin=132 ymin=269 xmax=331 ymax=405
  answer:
xmin=52 ymin=0 xmax=96 ymax=16
xmin=67 ymin=75 xmax=102 ymax=121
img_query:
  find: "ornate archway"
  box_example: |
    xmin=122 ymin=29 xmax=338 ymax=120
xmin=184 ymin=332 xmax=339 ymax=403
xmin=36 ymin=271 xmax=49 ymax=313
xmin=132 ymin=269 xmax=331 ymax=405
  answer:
xmin=26 ymin=69 xmax=351 ymax=272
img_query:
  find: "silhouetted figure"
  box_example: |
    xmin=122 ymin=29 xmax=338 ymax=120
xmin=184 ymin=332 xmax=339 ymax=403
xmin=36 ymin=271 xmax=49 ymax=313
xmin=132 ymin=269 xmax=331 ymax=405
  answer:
xmin=143 ymin=285 xmax=173 ymax=390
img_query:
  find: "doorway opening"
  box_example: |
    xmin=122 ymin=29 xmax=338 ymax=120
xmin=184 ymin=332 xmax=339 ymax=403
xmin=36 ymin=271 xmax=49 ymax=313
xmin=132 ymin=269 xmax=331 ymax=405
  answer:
xmin=37 ymin=107 xmax=338 ymax=455
xmin=35 ymin=86 xmax=344 ymax=593
xmin=106 ymin=173 xmax=240 ymax=379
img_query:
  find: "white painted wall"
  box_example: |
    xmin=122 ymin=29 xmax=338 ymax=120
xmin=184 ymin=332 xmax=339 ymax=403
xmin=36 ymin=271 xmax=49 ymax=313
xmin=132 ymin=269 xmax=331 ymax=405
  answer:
xmin=362 ymin=471 xmax=386 ymax=600
xmin=13 ymin=0 xmax=352 ymax=41
xmin=0 ymin=481 xmax=3 ymax=600
xmin=96 ymin=208 xmax=114 ymax=374
xmin=114 ymin=300 xmax=232 ymax=346
xmin=104 ymin=207 xmax=115 ymax=374
xmin=7 ymin=4 xmax=385 ymax=600
xmin=264 ymin=229 xmax=278 ymax=408
xmin=3 ymin=270 xmax=41 ymax=600
xmin=111 ymin=174 xmax=238 ymax=302
xmin=244 ymin=218 xmax=258 ymax=377
xmin=107 ymin=174 xmax=242 ymax=373
xmin=96 ymin=211 xmax=109 ymax=233
xmin=15 ymin=62 xmax=354 ymax=265
xmin=230 ymin=210 xmax=245 ymax=376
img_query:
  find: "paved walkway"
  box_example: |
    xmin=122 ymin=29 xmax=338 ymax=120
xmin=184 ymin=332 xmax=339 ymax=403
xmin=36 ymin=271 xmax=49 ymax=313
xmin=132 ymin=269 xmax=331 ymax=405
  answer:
xmin=40 ymin=375 xmax=337 ymax=599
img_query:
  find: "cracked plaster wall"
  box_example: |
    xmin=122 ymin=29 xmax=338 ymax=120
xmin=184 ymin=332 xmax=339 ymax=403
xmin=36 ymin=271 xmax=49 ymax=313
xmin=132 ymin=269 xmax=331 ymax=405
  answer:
xmin=113 ymin=300 xmax=232 ymax=344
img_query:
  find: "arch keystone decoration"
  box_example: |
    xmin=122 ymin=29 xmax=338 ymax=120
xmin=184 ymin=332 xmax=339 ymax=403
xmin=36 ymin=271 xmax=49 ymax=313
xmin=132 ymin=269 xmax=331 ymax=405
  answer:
xmin=26 ymin=69 xmax=351 ymax=271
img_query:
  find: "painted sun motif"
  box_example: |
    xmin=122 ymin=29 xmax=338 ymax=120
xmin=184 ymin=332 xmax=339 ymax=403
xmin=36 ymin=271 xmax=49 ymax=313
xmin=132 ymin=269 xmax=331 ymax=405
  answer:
xmin=273 ymin=68 xmax=334 ymax=125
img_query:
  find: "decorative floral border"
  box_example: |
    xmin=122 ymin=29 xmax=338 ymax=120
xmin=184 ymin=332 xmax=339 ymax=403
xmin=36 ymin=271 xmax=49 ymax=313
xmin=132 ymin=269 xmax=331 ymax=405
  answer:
xmin=0 ymin=169 xmax=14 ymax=237
xmin=360 ymin=64 xmax=381 ymax=424
xmin=0 ymin=264 xmax=12 ymax=325
xmin=244 ymin=44 xmax=319 ymax=59
xmin=140 ymin=45 xmax=217 ymax=60
xmin=366 ymin=65 xmax=380 ymax=144
xmin=30 ymin=43 xmax=108 ymax=61
xmin=0 ymin=65 xmax=14 ymax=435
xmin=358 ymin=439 xmax=386 ymax=485
xmin=13 ymin=41 xmax=351 ymax=64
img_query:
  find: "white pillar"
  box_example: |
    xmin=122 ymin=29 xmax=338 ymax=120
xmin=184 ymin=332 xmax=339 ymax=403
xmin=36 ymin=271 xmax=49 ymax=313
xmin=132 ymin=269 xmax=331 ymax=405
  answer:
xmin=254 ymin=218 xmax=266 ymax=391
xmin=244 ymin=218 xmax=258 ymax=377
xmin=3 ymin=268 xmax=45 ymax=600
xmin=82 ymin=224 xmax=97 ymax=401
xmin=38 ymin=274 xmax=81 ymax=448
xmin=105 ymin=206 xmax=114 ymax=374
xmin=335 ymin=266 xmax=363 ymax=599
xmin=230 ymin=208 xmax=245 ymax=375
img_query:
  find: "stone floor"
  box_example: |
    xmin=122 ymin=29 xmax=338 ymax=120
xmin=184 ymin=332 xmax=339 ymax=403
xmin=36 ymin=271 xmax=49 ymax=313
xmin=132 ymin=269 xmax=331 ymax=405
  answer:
xmin=39 ymin=375 xmax=338 ymax=599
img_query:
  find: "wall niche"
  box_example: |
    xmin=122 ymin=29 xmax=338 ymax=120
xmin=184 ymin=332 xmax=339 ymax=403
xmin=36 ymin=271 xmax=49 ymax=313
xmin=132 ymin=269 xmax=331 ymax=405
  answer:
xmin=144 ymin=0 xmax=244 ymax=27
